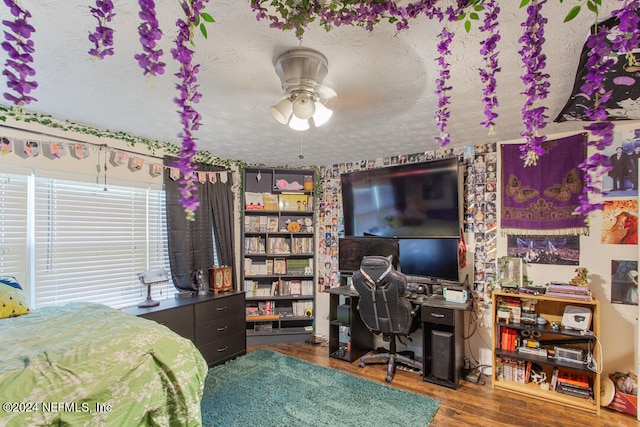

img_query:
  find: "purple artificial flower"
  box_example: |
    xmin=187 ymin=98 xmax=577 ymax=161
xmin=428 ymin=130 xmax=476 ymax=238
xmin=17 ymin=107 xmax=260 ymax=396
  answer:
xmin=575 ymin=0 xmax=640 ymax=216
xmin=518 ymin=0 xmax=550 ymax=166
xmin=88 ymin=0 xmax=116 ymax=60
xmin=171 ymin=0 xmax=210 ymax=219
xmin=2 ymin=0 xmax=37 ymax=105
xmin=434 ymin=26 xmax=455 ymax=148
xmin=478 ymin=0 xmax=501 ymax=130
xmin=610 ymin=0 xmax=640 ymax=56
xmin=135 ymin=0 xmax=165 ymax=76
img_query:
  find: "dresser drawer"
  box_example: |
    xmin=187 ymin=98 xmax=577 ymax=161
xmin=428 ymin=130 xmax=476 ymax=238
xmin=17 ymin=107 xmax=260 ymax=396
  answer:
xmin=198 ymin=332 xmax=246 ymax=366
xmin=195 ymin=294 xmax=244 ymax=325
xmin=422 ymin=306 xmax=454 ymax=326
xmin=195 ymin=312 xmax=244 ymax=344
xmin=140 ymin=305 xmax=194 ymax=340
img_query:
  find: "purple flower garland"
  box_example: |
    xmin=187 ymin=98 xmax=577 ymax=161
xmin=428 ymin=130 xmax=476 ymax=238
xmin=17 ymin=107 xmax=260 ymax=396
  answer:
xmin=171 ymin=0 xmax=209 ymax=220
xmin=2 ymin=0 xmax=37 ymax=105
xmin=611 ymin=0 xmax=640 ymax=57
xmin=88 ymin=0 xmax=116 ymax=60
xmin=135 ymin=0 xmax=165 ymax=76
xmin=434 ymin=27 xmax=454 ymax=148
xmin=518 ymin=0 xmax=550 ymax=167
xmin=478 ymin=0 xmax=500 ymax=131
xmin=576 ymin=0 xmax=639 ymax=216
xmin=433 ymin=4 xmax=466 ymax=148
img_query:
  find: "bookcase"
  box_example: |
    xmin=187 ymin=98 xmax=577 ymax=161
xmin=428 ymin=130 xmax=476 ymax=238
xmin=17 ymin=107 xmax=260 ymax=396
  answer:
xmin=242 ymin=167 xmax=316 ymax=345
xmin=491 ymin=291 xmax=601 ymax=414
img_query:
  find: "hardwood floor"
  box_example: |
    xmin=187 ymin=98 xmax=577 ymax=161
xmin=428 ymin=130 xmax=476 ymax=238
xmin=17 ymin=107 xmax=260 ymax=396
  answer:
xmin=248 ymin=343 xmax=638 ymax=427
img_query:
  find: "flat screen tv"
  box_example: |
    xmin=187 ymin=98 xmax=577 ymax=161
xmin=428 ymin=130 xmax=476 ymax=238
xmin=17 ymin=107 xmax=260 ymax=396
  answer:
xmin=338 ymin=236 xmax=399 ymax=272
xmin=340 ymin=158 xmax=460 ymax=238
xmin=399 ymin=238 xmax=459 ymax=283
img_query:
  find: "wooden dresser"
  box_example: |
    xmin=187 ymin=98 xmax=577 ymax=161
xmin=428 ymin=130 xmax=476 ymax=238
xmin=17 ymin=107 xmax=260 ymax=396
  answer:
xmin=123 ymin=291 xmax=246 ymax=366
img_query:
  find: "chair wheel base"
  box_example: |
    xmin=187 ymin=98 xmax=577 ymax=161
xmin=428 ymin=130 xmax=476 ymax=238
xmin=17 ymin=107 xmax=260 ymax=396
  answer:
xmin=385 ymin=375 xmax=393 ymax=382
xmin=359 ymin=361 xmax=365 ymax=368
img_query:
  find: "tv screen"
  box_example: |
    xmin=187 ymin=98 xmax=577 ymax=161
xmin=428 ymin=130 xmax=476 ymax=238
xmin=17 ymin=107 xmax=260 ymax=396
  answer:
xmin=399 ymin=238 xmax=459 ymax=283
xmin=340 ymin=158 xmax=460 ymax=238
xmin=338 ymin=236 xmax=399 ymax=272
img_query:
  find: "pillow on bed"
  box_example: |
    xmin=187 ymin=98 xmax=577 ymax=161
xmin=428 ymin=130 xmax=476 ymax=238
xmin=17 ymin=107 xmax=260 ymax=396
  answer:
xmin=0 ymin=276 xmax=30 ymax=319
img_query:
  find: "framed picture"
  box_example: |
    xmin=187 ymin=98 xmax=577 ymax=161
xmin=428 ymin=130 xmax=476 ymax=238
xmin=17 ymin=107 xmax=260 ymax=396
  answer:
xmin=497 ymin=257 xmax=523 ymax=290
xmin=273 ymin=258 xmax=287 ymax=275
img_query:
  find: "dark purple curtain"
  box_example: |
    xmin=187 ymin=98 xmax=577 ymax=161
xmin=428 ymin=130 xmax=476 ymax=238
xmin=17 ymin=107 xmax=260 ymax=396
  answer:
xmin=164 ymin=157 xmax=235 ymax=291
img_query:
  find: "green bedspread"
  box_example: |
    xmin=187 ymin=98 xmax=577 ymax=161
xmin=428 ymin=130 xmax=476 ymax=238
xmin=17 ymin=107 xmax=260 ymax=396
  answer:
xmin=0 ymin=302 xmax=208 ymax=427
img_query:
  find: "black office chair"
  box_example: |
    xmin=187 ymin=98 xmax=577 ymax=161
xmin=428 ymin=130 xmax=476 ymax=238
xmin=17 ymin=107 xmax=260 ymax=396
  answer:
xmin=352 ymin=255 xmax=423 ymax=382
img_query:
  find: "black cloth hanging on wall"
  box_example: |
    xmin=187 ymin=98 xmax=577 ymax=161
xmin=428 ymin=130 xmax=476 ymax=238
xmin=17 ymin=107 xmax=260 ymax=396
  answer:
xmin=163 ymin=157 xmax=235 ymax=291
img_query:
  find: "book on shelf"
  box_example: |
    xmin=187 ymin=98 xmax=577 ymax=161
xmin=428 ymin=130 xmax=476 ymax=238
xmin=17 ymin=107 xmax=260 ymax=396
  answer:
xmin=291 ymin=300 xmax=313 ymax=317
xmin=547 ymin=283 xmax=591 ymax=294
xmin=245 ymin=192 xmax=264 ymax=210
xmin=266 ymin=217 xmax=279 ymax=232
xmin=556 ymin=371 xmax=590 ymax=388
xmin=556 ymin=382 xmax=594 ymax=399
xmin=545 ymin=291 xmax=592 ymax=301
xmin=244 ymin=216 xmax=261 ymax=232
xmin=286 ymin=258 xmax=311 ymax=275
xmin=270 ymin=280 xmax=280 ymax=296
xmin=268 ymin=237 xmax=290 ymax=254
xmin=262 ymin=193 xmax=279 ymax=211
xmin=244 ymin=236 xmax=265 ymax=254
xmin=244 ymin=258 xmax=269 ymax=276
xmin=259 ymin=216 xmax=268 ymax=232
xmin=273 ymin=258 xmax=286 ymax=275
xmin=292 ymin=237 xmax=313 ymax=254
xmin=289 ymin=280 xmax=302 ymax=295
xmin=279 ymin=193 xmax=310 ymax=212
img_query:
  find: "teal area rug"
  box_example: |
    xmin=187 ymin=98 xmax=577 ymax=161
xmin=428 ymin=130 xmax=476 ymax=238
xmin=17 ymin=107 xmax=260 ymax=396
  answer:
xmin=201 ymin=349 xmax=439 ymax=427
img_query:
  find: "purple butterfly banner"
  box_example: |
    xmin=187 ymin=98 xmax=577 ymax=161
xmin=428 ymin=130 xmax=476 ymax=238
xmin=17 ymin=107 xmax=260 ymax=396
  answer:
xmin=500 ymin=133 xmax=589 ymax=236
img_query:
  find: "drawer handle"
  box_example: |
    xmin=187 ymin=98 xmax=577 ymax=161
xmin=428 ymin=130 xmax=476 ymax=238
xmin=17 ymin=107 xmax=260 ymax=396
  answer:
xmin=216 ymin=306 xmax=228 ymax=311
xmin=217 ymin=346 xmax=229 ymax=353
xmin=217 ymin=325 xmax=228 ymax=332
xmin=430 ymin=313 xmax=445 ymax=318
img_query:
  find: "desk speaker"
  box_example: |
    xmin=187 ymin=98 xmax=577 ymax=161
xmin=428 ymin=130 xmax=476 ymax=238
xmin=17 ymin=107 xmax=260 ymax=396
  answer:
xmin=432 ymin=330 xmax=454 ymax=381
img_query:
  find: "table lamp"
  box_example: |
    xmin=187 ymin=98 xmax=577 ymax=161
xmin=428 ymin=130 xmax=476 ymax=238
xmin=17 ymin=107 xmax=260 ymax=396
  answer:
xmin=137 ymin=268 xmax=168 ymax=308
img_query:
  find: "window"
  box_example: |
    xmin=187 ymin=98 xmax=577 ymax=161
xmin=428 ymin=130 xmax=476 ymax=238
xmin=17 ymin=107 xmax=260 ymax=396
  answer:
xmin=0 ymin=167 xmax=28 ymax=279
xmin=0 ymin=167 xmax=173 ymax=309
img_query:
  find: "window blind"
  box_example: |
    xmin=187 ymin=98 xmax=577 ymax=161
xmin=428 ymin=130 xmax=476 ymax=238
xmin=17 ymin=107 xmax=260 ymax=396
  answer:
xmin=32 ymin=172 xmax=172 ymax=309
xmin=0 ymin=169 xmax=29 ymax=284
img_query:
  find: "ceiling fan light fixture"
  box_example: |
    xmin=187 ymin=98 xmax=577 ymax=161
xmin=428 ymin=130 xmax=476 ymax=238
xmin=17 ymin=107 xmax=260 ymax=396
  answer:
xmin=271 ymin=47 xmax=337 ymax=131
xmin=270 ymin=98 xmax=293 ymax=125
xmin=292 ymin=93 xmax=316 ymax=120
xmin=289 ymin=115 xmax=310 ymax=131
xmin=312 ymin=101 xmax=333 ymax=127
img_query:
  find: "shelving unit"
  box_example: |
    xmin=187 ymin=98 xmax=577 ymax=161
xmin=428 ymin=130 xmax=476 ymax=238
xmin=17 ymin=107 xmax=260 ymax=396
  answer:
xmin=491 ymin=291 xmax=601 ymax=415
xmin=242 ymin=167 xmax=316 ymax=345
xmin=327 ymin=279 xmax=374 ymax=362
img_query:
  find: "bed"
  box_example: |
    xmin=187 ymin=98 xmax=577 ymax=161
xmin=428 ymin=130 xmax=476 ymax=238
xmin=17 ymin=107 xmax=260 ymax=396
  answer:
xmin=0 ymin=300 xmax=208 ymax=426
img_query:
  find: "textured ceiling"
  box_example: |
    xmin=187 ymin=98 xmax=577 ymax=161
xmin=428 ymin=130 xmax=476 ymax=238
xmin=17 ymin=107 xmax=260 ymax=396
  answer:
xmin=1 ymin=1 xmax=621 ymax=166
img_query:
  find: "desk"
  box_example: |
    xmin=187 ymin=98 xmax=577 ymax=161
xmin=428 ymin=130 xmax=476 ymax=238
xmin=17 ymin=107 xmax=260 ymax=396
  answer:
xmin=326 ymin=286 xmax=469 ymax=388
xmin=326 ymin=286 xmax=374 ymax=362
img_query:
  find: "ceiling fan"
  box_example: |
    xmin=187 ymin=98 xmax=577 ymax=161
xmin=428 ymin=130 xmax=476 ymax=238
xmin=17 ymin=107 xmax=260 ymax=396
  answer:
xmin=270 ymin=47 xmax=338 ymax=131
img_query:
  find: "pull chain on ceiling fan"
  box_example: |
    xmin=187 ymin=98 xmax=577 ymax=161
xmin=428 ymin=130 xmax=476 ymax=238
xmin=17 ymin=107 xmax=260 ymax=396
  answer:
xmin=270 ymin=48 xmax=337 ymax=131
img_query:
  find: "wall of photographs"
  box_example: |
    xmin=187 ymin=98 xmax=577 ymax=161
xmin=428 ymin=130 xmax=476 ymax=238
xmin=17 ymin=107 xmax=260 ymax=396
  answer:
xmin=317 ymin=142 xmax=498 ymax=304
